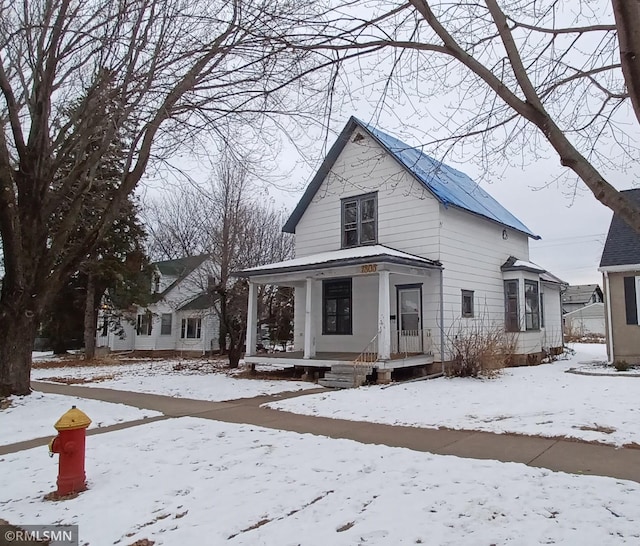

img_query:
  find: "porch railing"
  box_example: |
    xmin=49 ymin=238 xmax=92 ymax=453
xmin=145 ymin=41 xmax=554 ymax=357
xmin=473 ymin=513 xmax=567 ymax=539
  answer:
xmin=391 ymin=329 xmax=433 ymax=357
xmin=353 ymin=334 xmax=379 ymax=367
xmin=352 ymin=329 xmax=433 ymax=366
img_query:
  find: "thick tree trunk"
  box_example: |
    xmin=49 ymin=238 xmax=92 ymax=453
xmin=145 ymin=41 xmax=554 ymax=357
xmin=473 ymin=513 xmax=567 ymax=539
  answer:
xmin=83 ymin=272 xmax=97 ymax=360
xmin=0 ymin=310 xmax=38 ymax=397
xmin=228 ymin=342 xmax=242 ymax=368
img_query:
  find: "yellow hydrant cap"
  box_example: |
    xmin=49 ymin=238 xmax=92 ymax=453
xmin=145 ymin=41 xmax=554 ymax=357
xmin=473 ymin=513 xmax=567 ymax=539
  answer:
xmin=54 ymin=406 xmax=92 ymax=431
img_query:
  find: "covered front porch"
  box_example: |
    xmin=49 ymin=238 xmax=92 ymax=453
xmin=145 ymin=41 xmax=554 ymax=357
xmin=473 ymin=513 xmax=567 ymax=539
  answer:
xmin=237 ymin=245 xmax=444 ymax=382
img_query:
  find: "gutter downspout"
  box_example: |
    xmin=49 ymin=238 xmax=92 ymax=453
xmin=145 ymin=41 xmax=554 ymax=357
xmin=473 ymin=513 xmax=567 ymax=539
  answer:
xmin=604 ymin=271 xmax=614 ymax=364
xmin=440 ymin=267 xmax=445 ymax=374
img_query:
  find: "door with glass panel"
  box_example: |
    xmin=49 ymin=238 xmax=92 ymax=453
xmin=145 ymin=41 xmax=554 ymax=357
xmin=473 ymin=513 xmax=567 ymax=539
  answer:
xmin=397 ymin=287 xmax=422 ymax=353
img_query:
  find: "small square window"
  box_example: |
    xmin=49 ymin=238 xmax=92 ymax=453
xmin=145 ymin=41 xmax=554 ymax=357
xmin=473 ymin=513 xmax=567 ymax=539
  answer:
xmin=461 ymin=290 xmax=474 ymax=318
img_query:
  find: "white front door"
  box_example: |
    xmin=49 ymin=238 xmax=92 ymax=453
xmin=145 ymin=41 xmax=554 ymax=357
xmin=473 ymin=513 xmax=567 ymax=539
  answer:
xmin=397 ymin=287 xmax=422 ymax=353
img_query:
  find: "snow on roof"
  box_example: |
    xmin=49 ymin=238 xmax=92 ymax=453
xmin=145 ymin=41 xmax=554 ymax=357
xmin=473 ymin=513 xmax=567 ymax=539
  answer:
xmin=501 ymin=256 xmax=545 ymax=273
xmin=237 ymin=245 xmax=439 ymax=275
xmin=540 ymin=271 xmax=567 ymax=285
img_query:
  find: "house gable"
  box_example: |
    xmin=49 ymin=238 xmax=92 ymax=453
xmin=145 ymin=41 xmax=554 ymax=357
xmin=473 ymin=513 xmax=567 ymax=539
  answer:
xmin=292 ymin=125 xmax=442 ymax=259
xmin=285 ymin=117 xmax=539 ymax=241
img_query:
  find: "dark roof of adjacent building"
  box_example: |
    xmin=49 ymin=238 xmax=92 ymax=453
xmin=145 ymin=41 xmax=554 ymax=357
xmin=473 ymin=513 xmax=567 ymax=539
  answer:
xmin=155 ymin=255 xmax=209 ymax=277
xmin=283 ymin=117 xmax=540 ymax=239
xmin=562 ymin=284 xmax=602 ymax=304
xmin=599 ymin=188 xmax=640 ymax=268
xmin=178 ymin=293 xmax=217 ymax=311
xmin=152 ymin=255 xmax=210 ymax=300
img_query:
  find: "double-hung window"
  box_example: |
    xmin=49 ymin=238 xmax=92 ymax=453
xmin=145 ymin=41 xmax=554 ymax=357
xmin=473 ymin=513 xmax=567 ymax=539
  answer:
xmin=524 ymin=280 xmax=540 ymax=330
xmin=504 ymin=280 xmax=519 ymax=332
xmin=181 ymin=317 xmax=202 ymax=339
xmin=342 ymin=193 xmax=377 ymax=248
xmin=323 ymin=279 xmax=352 ymax=335
xmin=160 ymin=314 xmax=172 ymax=335
xmin=136 ymin=312 xmax=152 ymax=336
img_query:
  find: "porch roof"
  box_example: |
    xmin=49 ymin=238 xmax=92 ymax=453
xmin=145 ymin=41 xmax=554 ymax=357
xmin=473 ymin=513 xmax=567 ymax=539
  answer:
xmin=235 ymin=244 xmax=441 ymax=278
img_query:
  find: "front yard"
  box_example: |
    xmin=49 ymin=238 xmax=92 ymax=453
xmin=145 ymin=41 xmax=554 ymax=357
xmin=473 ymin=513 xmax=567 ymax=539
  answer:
xmin=1 ymin=344 xmax=639 ymax=544
xmin=31 ymin=354 xmax=318 ymax=401
xmin=266 ymin=343 xmax=640 ymax=447
xmin=2 ymin=418 xmax=639 ymax=545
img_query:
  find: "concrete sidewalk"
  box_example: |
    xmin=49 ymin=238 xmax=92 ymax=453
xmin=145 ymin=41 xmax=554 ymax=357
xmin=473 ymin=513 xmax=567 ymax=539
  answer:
xmin=12 ymin=381 xmax=640 ymax=483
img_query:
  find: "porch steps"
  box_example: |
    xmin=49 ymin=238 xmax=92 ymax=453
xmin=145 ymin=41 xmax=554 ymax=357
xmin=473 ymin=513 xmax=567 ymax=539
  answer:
xmin=319 ymin=364 xmax=374 ymax=389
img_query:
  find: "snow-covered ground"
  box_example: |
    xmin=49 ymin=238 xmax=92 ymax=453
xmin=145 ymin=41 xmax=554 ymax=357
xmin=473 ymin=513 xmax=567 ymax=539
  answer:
xmin=267 ymin=344 xmax=640 ymax=446
xmin=0 ymin=392 xmax=161 ymax=446
xmin=32 ymin=358 xmax=319 ymax=401
xmin=2 ymin=418 xmax=639 ymax=546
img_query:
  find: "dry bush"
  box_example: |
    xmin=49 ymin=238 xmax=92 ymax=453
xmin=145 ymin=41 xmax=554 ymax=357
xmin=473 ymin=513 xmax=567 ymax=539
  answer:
xmin=446 ymin=318 xmax=517 ymax=378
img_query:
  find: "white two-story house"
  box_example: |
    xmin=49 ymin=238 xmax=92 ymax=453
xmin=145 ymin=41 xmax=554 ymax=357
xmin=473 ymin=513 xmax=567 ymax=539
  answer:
xmin=237 ymin=117 xmax=564 ymax=383
xmin=96 ymin=255 xmax=220 ymax=355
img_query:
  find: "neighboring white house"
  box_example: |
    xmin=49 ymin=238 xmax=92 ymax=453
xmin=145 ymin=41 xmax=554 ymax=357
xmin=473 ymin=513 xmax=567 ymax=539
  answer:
xmin=96 ymin=255 xmax=220 ymax=354
xmin=563 ymin=303 xmax=606 ymax=337
xmin=236 ymin=117 xmax=565 ymax=383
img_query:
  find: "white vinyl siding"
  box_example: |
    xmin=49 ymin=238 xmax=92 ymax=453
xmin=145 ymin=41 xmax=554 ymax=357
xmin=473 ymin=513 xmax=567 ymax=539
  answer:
xmin=294 ymin=132 xmax=441 ymax=259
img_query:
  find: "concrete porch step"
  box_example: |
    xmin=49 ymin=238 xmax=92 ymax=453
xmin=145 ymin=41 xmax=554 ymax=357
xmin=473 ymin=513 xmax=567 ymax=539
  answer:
xmin=319 ymin=364 xmax=374 ymax=388
xmin=331 ymin=364 xmax=375 ymax=374
xmin=318 ymin=379 xmax=352 ymax=389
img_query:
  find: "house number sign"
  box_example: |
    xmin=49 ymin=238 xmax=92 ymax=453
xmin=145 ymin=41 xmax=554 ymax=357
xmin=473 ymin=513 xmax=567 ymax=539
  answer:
xmin=360 ymin=264 xmax=377 ymax=273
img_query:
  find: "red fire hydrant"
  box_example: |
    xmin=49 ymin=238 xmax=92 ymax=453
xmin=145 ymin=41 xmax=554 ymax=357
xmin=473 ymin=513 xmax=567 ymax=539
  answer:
xmin=48 ymin=406 xmax=92 ymax=496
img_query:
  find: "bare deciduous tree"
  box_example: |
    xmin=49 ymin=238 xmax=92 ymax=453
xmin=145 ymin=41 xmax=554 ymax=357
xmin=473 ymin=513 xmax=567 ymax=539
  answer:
xmin=145 ymin=150 xmax=293 ymax=367
xmin=144 ymin=187 xmax=211 ymax=261
xmin=314 ymin=0 xmax=640 ymax=230
xmin=0 ymin=0 xmax=328 ymax=395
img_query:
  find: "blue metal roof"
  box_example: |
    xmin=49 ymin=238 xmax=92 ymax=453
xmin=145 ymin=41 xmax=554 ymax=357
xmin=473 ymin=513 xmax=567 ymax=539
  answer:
xmin=360 ymin=119 xmax=539 ymax=239
xmin=283 ymin=117 xmax=539 ymax=239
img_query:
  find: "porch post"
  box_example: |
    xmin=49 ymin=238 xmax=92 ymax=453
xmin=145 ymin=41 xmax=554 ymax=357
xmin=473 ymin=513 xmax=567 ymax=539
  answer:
xmin=245 ymin=280 xmax=258 ymax=357
xmin=304 ymin=277 xmax=316 ymax=358
xmin=378 ymin=270 xmax=391 ymax=360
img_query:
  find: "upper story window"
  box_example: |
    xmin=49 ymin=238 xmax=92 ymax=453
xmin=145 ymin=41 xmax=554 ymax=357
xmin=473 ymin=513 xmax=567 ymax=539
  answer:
xmin=342 ymin=193 xmax=377 ymax=248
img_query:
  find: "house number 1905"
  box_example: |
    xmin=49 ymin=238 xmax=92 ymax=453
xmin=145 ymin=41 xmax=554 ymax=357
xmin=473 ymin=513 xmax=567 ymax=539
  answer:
xmin=361 ymin=264 xmax=377 ymax=273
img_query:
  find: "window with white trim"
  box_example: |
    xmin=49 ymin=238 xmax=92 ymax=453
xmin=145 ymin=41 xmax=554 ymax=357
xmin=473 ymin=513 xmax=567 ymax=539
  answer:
xmin=181 ymin=317 xmax=202 ymax=339
xmin=136 ymin=312 xmax=152 ymax=336
xmin=461 ymin=290 xmax=474 ymax=318
xmin=525 ymin=280 xmax=540 ymax=330
xmin=160 ymin=314 xmax=172 ymax=335
xmin=342 ymin=193 xmax=377 ymax=248
xmin=322 ymin=279 xmax=352 ymax=335
xmin=504 ymin=280 xmax=519 ymax=332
